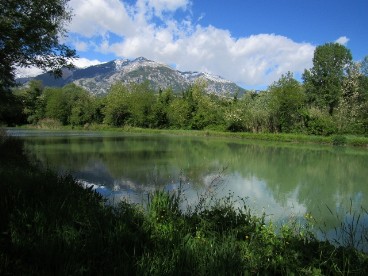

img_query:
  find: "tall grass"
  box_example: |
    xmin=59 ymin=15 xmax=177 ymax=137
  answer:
xmin=316 ymin=202 xmax=368 ymax=253
xmin=1 ymin=138 xmax=368 ymax=275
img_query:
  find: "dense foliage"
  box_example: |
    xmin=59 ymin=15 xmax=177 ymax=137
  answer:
xmin=303 ymin=43 xmax=353 ymax=115
xmin=0 ymin=0 xmax=76 ymax=127
xmin=1 ymin=136 xmax=368 ymax=274
xmin=2 ymin=43 xmax=368 ymax=137
xmin=0 ymin=0 xmax=76 ymax=92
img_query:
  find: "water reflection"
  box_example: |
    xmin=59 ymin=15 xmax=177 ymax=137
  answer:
xmin=220 ymin=173 xmax=308 ymax=220
xmin=9 ymin=129 xmax=368 ymax=250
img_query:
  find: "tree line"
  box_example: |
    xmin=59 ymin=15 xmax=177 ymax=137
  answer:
xmin=1 ymin=1 xmax=367 ymax=136
xmin=3 ymin=43 xmax=368 ymax=136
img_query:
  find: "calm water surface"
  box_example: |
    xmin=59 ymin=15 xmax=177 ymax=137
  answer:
xmin=8 ymin=129 xmax=368 ymax=250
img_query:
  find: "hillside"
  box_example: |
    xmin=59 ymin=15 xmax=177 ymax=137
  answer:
xmin=18 ymin=57 xmax=245 ymax=96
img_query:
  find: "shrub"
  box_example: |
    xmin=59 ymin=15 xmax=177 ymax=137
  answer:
xmin=305 ymin=108 xmax=337 ymax=136
xmin=36 ymin=118 xmax=62 ymax=129
xmin=331 ymin=135 xmax=347 ymax=146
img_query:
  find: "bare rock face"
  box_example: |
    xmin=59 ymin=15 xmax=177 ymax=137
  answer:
xmin=18 ymin=57 xmax=245 ymax=96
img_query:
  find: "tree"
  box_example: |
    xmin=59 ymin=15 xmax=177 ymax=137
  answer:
xmin=152 ymin=88 xmax=174 ymax=128
xmin=42 ymin=87 xmax=67 ymax=124
xmin=361 ymin=56 xmax=368 ymax=77
xmin=0 ymin=90 xmax=24 ymax=125
xmin=0 ymin=0 xmax=76 ymax=92
xmin=303 ymin=43 xmax=352 ymax=115
xmin=268 ymin=72 xmax=306 ymax=132
xmin=17 ymin=80 xmax=44 ymax=124
xmin=187 ymin=81 xmax=224 ymax=130
xmin=103 ymin=84 xmax=131 ymax=126
xmin=224 ymin=99 xmax=248 ymax=132
xmin=247 ymin=92 xmax=273 ymax=133
xmin=127 ymin=82 xmax=156 ymax=127
xmin=334 ymin=62 xmax=362 ymax=133
xmin=359 ymin=56 xmax=368 ymax=101
xmin=64 ymin=84 xmax=96 ymax=126
xmin=168 ymin=98 xmax=191 ymax=129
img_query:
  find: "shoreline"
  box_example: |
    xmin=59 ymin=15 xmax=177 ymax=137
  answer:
xmin=10 ymin=124 xmax=368 ymax=148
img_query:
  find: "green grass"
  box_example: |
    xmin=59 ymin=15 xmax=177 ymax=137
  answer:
xmin=17 ymin=123 xmax=368 ymax=147
xmin=1 ymin=136 xmax=368 ymax=275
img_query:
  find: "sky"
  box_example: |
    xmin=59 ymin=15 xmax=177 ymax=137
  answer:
xmin=19 ymin=0 xmax=368 ymax=89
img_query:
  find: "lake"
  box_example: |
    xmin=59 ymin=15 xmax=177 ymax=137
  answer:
xmin=7 ymin=128 xmax=368 ymax=250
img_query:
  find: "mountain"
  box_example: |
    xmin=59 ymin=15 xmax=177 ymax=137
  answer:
xmin=17 ymin=57 xmax=245 ymax=96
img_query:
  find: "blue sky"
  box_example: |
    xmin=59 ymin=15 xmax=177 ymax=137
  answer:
xmin=20 ymin=0 xmax=368 ymax=89
xmin=193 ymin=0 xmax=366 ymax=53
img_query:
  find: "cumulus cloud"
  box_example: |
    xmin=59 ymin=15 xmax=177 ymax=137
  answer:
xmin=68 ymin=0 xmax=135 ymax=37
xmin=335 ymin=36 xmax=349 ymax=46
xmin=15 ymin=66 xmax=44 ymax=78
xmin=67 ymin=0 xmax=315 ymax=87
xmin=73 ymin=57 xmax=104 ymax=68
xmin=15 ymin=58 xmax=103 ymax=78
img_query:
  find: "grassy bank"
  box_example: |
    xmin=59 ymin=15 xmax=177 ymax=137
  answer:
xmin=1 ymin=135 xmax=368 ymax=275
xmin=18 ymin=123 xmax=368 ymax=147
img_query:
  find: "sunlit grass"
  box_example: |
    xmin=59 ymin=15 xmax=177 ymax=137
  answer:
xmin=16 ymin=124 xmax=368 ymax=147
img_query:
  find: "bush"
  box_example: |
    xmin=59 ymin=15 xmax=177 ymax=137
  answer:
xmin=305 ymin=108 xmax=337 ymax=136
xmin=331 ymin=135 xmax=347 ymax=146
xmin=36 ymin=118 xmax=62 ymax=129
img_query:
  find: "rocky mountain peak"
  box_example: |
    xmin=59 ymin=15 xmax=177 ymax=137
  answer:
xmin=18 ymin=57 xmax=245 ymax=96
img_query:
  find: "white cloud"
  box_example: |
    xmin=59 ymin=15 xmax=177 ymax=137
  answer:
xmin=15 ymin=58 xmax=103 ymax=78
xmin=67 ymin=0 xmax=315 ymax=87
xmin=74 ymin=41 xmax=89 ymax=52
xmin=15 ymin=66 xmax=44 ymax=78
xmin=102 ymin=26 xmax=315 ymax=86
xmin=73 ymin=57 xmax=104 ymax=68
xmin=68 ymin=0 xmax=136 ymax=37
xmin=335 ymin=36 xmax=349 ymax=46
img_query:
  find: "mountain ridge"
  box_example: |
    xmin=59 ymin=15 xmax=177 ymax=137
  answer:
xmin=18 ymin=57 xmax=245 ymax=96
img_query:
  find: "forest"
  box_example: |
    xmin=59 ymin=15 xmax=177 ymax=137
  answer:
xmin=1 ymin=43 xmax=368 ymax=137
